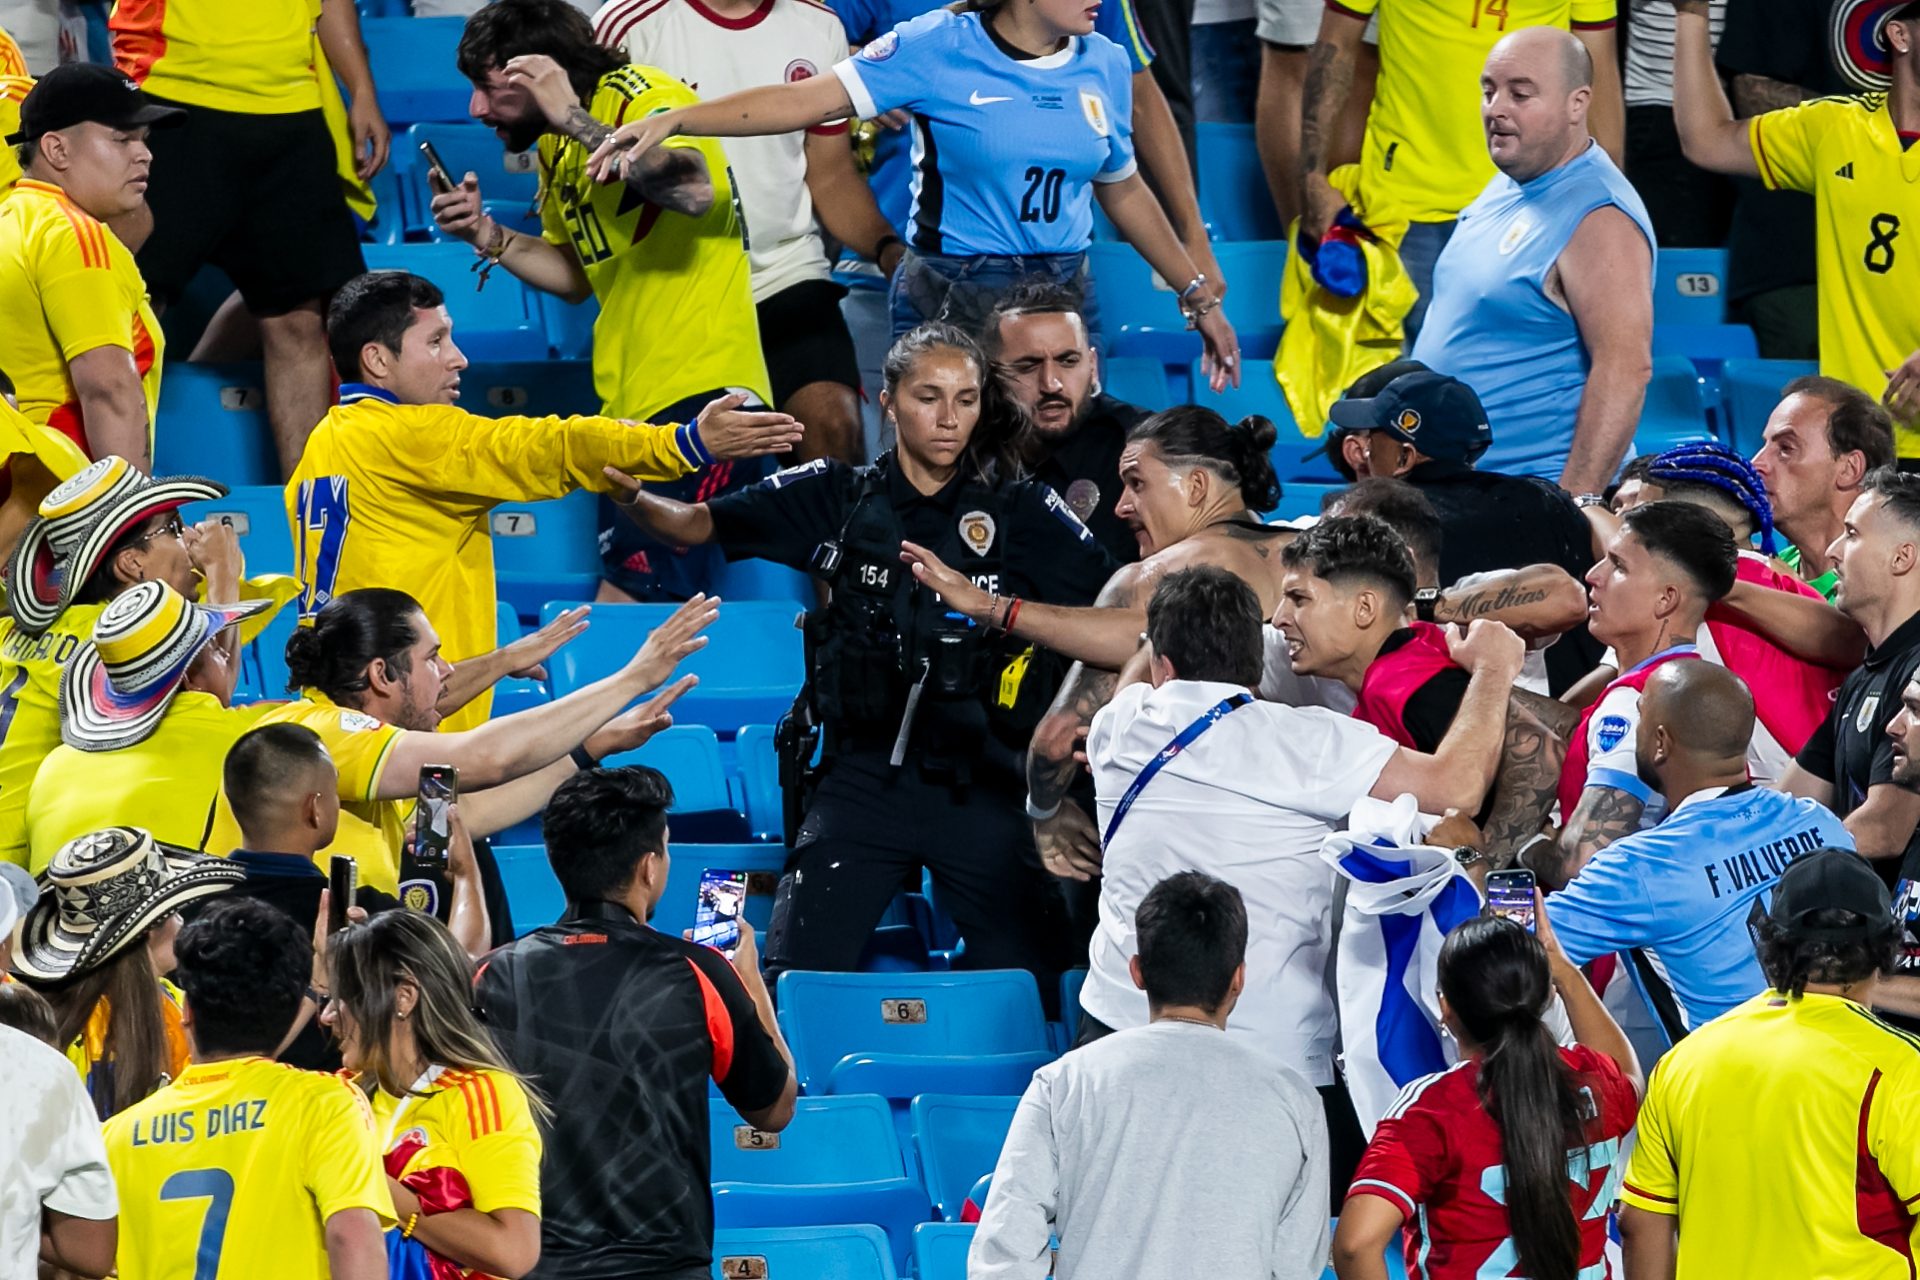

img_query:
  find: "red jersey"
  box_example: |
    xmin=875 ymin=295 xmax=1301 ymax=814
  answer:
xmin=1354 ymin=622 xmax=1463 ymax=751
xmin=1702 ymin=552 xmax=1843 ymax=761
xmin=1348 ymin=1044 xmax=1640 ymax=1280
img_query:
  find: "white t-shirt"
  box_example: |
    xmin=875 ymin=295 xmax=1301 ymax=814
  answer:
xmin=0 ymin=1023 xmax=117 ymax=1280
xmin=1085 ymin=679 xmax=1398 ymax=1085
xmin=592 ymin=0 xmax=850 ymax=302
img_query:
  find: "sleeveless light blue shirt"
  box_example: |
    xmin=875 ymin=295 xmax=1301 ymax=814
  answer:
xmin=1411 ymin=142 xmax=1655 ymax=481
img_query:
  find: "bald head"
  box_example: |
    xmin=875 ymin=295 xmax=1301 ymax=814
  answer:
xmin=1489 ymin=26 xmax=1593 ymax=94
xmin=1642 ymin=661 xmax=1755 ymax=765
xmin=1482 ymin=27 xmax=1595 ymax=181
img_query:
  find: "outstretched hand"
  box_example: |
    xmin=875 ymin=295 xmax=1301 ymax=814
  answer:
xmin=504 ymin=605 xmax=590 ymax=681
xmin=900 ymin=541 xmax=993 ymax=620
xmin=589 ymin=672 xmax=700 ymax=759
xmin=629 ymin=593 xmax=718 ymax=689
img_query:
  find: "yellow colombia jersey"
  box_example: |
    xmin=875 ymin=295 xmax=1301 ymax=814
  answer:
xmin=204 ymin=690 xmax=408 ymax=894
xmin=112 ymin=0 xmax=323 ymax=114
xmin=1335 ymin=0 xmax=1616 ymax=224
xmin=0 ymin=602 xmax=104 ymax=868
xmin=0 ymin=179 xmax=164 ymax=455
xmin=0 ymin=24 xmax=28 ymax=196
xmin=289 ymin=390 xmax=697 ymax=732
xmin=25 ymin=692 xmax=274 ymax=872
xmin=1751 ymin=94 xmax=1920 ymax=456
xmin=374 ymin=1065 xmax=542 ymax=1273
xmin=105 ymin=1056 xmax=393 ymax=1280
xmin=1622 ymin=991 xmax=1920 ymax=1279
xmin=539 ymin=64 xmax=770 ymax=421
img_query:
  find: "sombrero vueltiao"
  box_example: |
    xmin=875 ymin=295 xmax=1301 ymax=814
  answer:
xmin=1832 ymin=0 xmax=1918 ymax=91
xmin=5 ymin=456 xmax=225 ymax=636
xmin=59 ymin=580 xmax=270 ymax=753
xmin=10 ymin=827 xmax=243 ymax=984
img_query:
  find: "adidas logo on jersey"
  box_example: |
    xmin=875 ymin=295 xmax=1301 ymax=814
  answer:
xmin=1835 ymin=162 xmax=1855 ymax=179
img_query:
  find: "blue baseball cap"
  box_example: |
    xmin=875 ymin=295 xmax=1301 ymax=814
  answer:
xmin=1327 ymin=371 xmax=1493 ymax=466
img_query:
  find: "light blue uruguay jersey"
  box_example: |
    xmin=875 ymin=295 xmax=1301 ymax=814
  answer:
xmin=830 ymin=8 xmax=1137 ymax=258
xmin=1550 ymin=785 xmax=1854 ymax=1031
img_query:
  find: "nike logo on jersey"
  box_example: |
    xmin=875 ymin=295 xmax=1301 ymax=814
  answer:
xmin=1835 ymin=162 xmax=1854 ymax=179
xmin=969 ymin=91 xmax=1011 ymax=105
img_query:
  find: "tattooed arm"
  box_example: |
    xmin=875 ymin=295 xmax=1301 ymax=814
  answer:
xmin=1480 ymin=690 xmax=1580 ymax=867
xmin=1028 ymin=660 xmax=1122 ymax=882
xmin=1430 ymin=565 xmax=1588 ymax=641
xmin=1297 ymin=7 xmax=1368 ymax=240
xmin=1531 ymin=786 xmax=1645 ymax=890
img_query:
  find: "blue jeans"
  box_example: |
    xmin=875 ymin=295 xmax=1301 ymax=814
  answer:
xmin=1398 ymin=218 xmax=1458 ymax=347
xmin=889 ymin=250 xmax=1103 ymax=347
xmin=1192 ymin=20 xmax=1260 ymax=124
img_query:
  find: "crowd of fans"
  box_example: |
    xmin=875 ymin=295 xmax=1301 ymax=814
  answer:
xmin=0 ymin=0 xmax=1918 ymax=1277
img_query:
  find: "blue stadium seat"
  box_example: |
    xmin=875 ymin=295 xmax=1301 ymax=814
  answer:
xmin=777 ymin=970 xmax=1051 ymax=1093
xmin=1653 ymin=247 xmax=1728 ymax=326
xmin=363 ymin=18 xmax=471 ymax=125
xmin=821 ymin=1051 xmax=1053 ymax=1102
xmin=489 ymin=601 xmax=548 ymax=718
xmin=542 ymin=600 xmax=806 ymax=734
xmin=1274 ymin=482 xmax=1340 ymax=523
xmin=962 ymin=1172 xmax=992 ymax=1219
xmin=405 ymin=122 xmax=541 ymax=240
xmin=492 ymin=843 xmax=565 ymax=935
xmin=912 ymin=1223 xmax=975 ymax=1280
xmin=1189 ymin=359 xmax=1344 ymax=491
xmin=361 ymin=243 xmax=546 ymax=361
xmin=713 ymin=556 xmax=815 ymax=607
xmin=911 ymin=1095 xmax=1020 ymax=1222
xmin=538 ymin=292 xmax=601 ymax=361
xmin=183 ymin=486 xmax=299 ymax=703
xmin=732 ymin=724 xmax=782 ymax=841
xmin=1197 ymin=121 xmax=1285 ymax=242
xmin=491 ymin=492 xmax=602 ymax=622
xmin=709 ymin=1226 xmax=897 ymax=1280
xmin=600 ymin=725 xmax=749 ymax=841
xmin=1653 ymin=322 xmax=1759 ymax=372
xmin=1092 ymin=242 xmax=1286 ymax=367
xmin=458 ymin=360 xmax=598 ymax=419
xmin=1636 ymin=355 xmax=1715 ymax=454
xmin=650 ymin=843 xmax=786 ymax=941
xmin=358 ymin=162 xmax=409 ymax=246
xmin=1721 ymin=358 xmax=1817 ymax=458
xmin=710 ymin=1095 xmax=909 ymax=1185
xmin=1213 ymin=240 xmax=1288 ymax=341
xmin=155 ymin=364 xmax=278 ymax=489
xmin=1059 ymin=969 xmax=1086 ymax=1042
xmin=1102 ymin=356 xmax=1171 ymax=410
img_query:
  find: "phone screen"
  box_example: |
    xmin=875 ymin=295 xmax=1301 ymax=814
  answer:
xmin=693 ymin=869 xmax=748 ymax=956
xmin=1486 ymin=869 xmax=1537 ymax=933
xmin=401 ymin=766 xmax=458 ymax=920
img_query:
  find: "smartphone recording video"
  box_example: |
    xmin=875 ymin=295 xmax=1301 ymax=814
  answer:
xmin=693 ymin=869 xmax=749 ymax=957
xmin=1485 ymin=868 xmax=1537 ymax=933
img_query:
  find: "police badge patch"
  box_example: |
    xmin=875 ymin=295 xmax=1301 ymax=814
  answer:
xmin=959 ymin=511 xmax=996 ymax=556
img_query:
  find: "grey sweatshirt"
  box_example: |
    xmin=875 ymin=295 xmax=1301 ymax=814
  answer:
xmin=968 ymin=1020 xmax=1330 ymax=1280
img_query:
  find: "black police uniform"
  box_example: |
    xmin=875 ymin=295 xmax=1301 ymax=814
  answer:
xmin=706 ymin=453 xmax=1116 ymax=988
xmin=1027 ymin=393 xmax=1147 ymax=566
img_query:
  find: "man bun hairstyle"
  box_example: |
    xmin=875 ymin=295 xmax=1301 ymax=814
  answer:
xmin=1618 ymin=500 xmax=1738 ymax=603
xmin=283 ymin=588 xmax=425 ymax=701
xmin=1126 ymin=406 xmax=1282 ymax=513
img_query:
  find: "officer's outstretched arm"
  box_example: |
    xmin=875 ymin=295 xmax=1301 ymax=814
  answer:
xmin=903 ymin=545 xmax=1147 ymax=670
xmin=603 ymin=466 xmax=717 ymax=546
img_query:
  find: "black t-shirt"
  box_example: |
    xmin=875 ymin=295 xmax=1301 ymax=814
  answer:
xmin=1794 ymin=609 xmax=1920 ymax=896
xmin=1028 ymin=394 xmax=1147 ymax=566
xmin=1406 ymin=460 xmax=1605 ymax=696
xmin=473 ymin=900 xmax=790 ymax=1280
xmin=1715 ymin=0 xmax=1850 ymax=302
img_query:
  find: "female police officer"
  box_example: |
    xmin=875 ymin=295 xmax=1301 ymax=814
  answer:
xmin=604 ymin=322 xmax=1113 ymax=988
xmin=582 ymin=0 xmax=1240 ymax=390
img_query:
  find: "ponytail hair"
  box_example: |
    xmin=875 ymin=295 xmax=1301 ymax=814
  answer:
xmin=1438 ymin=917 xmax=1588 ymax=1280
xmin=881 ymin=321 xmax=1024 ymax=485
xmin=1125 ymin=406 xmax=1282 ymax=513
xmin=283 ymin=588 xmax=426 ymax=702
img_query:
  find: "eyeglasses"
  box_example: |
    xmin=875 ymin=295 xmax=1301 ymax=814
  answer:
xmin=127 ymin=515 xmax=185 ymax=548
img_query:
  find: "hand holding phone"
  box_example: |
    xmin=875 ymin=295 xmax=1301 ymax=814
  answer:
xmin=693 ymin=869 xmax=748 ymax=957
xmin=420 ymin=139 xmax=456 ymax=192
xmin=1485 ymin=868 xmax=1537 ymax=933
xmin=327 ymin=856 xmax=357 ymax=935
xmin=402 ymin=766 xmax=458 ymax=921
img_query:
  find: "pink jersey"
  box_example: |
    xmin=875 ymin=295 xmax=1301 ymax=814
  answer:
xmin=1354 ymin=622 xmax=1461 ymax=750
xmin=1702 ymin=553 xmax=1843 ymax=762
xmin=1348 ymin=1045 xmax=1640 ymax=1280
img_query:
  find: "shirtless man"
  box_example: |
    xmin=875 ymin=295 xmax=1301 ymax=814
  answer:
xmin=902 ymin=407 xmax=1587 ymax=876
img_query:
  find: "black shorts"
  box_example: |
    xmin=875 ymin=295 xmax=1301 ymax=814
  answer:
xmin=755 ymin=277 xmax=860 ymax=407
xmin=137 ymin=99 xmax=367 ymax=315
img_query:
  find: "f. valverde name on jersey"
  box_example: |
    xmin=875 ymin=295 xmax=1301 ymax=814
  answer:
xmin=1704 ymin=824 xmax=1831 ymax=899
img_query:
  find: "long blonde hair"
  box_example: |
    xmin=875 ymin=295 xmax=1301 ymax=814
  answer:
xmin=328 ymin=911 xmax=550 ymax=1123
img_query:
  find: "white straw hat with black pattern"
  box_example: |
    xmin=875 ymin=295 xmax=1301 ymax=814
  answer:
xmin=5 ymin=456 xmax=226 ymax=636
xmin=10 ymin=826 xmax=243 ymax=983
xmin=59 ymin=580 xmax=269 ymax=752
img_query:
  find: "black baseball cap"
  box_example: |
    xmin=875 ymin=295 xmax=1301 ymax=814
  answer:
xmin=1327 ymin=371 xmax=1494 ymax=466
xmin=8 ymin=64 xmax=185 ymax=146
xmin=1768 ymin=848 xmax=1896 ymax=945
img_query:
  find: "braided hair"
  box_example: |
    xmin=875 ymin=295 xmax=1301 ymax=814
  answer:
xmin=1647 ymin=442 xmax=1777 ymax=554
